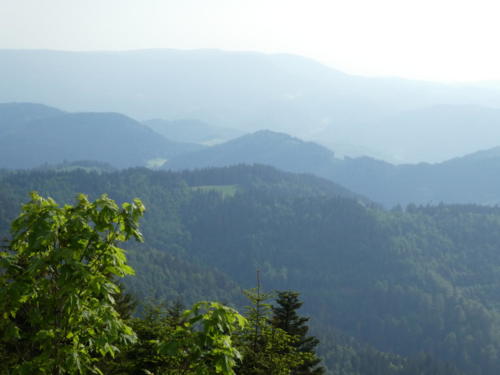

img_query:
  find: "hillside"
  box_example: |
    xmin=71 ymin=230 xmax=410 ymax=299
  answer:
xmin=165 ymin=130 xmax=336 ymax=173
xmin=0 ymin=102 xmax=64 ymax=135
xmin=0 ymin=103 xmax=203 ymax=169
xmin=330 ymin=152 xmax=500 ymax=206
xmin=165 ymin=129 xmax=500 ymax=206
xmin=1 ymin=166 xmax=500 ymax=374
xmin=0 ymin=165 xmax=363 ymax=308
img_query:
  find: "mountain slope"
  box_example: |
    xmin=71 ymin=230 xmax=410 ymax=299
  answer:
xmin=165 ymin=129 xmax=337 ymax=174
xmin=0 ymin=102 xmax=64 ymax=135
xmin=165 ymin=130 xmax=500 ymax=206
xmin=0 ymin=103 xmax=204 ymax=169
xmin=329 ymin=151 xmax=500 ymax=206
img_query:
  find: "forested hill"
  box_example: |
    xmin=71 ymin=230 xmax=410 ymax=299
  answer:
xmin=0 ymin=102 xmax=203 ymax=169
xmin=165 ymin=129 xmax=500 ymax=206
xmin=166 ymin=129 xmax=336 ymax=173
xmin=1 ymin=165 xmax=500 ymax=374
xmin=0 ymin=102 xmax=64 ymax=134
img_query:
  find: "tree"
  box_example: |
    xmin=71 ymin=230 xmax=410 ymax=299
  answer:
xmin=272 ymin=291 xmax=325 ymax=375
xmin=99 ymin=302 xmax=173 ymax=374
xmin=104 ymin=300 xmax=247 ymax=375
xmin=158 ymin=301 xmax=247 ymax=375
xmin=0 ymin=192 xmax=144 ymax=374
xmin=0 ymin=192 xmax=247 ymax=375
xmin=236 ymin=276 xmax=307 ymax=375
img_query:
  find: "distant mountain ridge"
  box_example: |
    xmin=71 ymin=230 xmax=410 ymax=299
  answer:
xmin=165 ymin=130 xmax=336 ymax=172
xmin=165 ymin=129 xmax=500 ymax=206
xmin=4 ymin=102 xmax=500 ymax=207
xmin=0 ymin=102 xmax=203 ymax=169
xmin=0 ymin=102 xmax=64 ymax=135
xmin=3 ymin=49 xmax=500 ymax=162
xmin=322 ymin=104 xmax=500 ymax=163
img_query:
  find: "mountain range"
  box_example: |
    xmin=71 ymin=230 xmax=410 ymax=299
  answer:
xmin=3 ymin=101 xmax=500 ymax=207
xmin=3 ymin=49 xmax=500 ymax=162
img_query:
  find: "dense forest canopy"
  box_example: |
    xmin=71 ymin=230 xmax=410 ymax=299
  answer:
xmin=0 ymin=164 xmax=499 ymax=374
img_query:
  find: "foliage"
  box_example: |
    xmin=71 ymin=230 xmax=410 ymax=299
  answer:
xmin=272 ymin=291 xmax=325 ymax=375
xmin=104 ymin=301 xmax=247 ymax=375
xmin=0 ymin=192 xmax=144 ymax=374
xmin=236 ymin=285 xmax=309 ymax=374
xmin=159 ymin=301 xmax=247 ymax=374
xmin=0 ymin=192 xmax=247 ymax=375
xmin=3 ymin=166 xmax=500 ymax=374
xmin=104 ymin=303 xmax=176 ymax=374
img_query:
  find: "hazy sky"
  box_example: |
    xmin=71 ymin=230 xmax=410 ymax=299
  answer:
xmin=2 ymin=0 xmax=500 ymax=82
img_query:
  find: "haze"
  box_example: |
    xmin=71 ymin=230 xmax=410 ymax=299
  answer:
xmin=3 ymin=0 xmax=500 ymax=82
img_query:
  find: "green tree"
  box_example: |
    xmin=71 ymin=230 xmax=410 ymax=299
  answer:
xmin=104 ymin=300 xmax=247 ymax=375
xmin=272 ymin=291 xmax=325 ymax=375
xmin=0 ymin=192 xmax=144 ymax=374
xmin=159 ymin=301 xmax=247 ymax=375
xmin=0 ymin=192 xmax=247 ymax=375
xmin=236 ymin=281 xmax=307 ymax=375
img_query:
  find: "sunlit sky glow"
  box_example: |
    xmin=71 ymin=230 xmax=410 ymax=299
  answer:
xmin=3 ymin=0 xmax=500 ymax=82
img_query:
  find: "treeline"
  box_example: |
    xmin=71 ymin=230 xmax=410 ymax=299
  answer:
xmin=1 ymin=165 xmax=500 ymax=374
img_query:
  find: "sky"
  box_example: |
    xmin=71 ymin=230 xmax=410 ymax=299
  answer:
xmin=2 ymin=0 xmax=500 ymax=82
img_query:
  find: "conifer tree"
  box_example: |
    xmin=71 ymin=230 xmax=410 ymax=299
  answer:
xmin=272 ymin=291 xmax=325 ymax=375
xmin=236 ymin=273 xmax=306 ymax=374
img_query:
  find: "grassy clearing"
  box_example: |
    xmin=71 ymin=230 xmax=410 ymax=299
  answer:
xmin=146 ymin=158 xmax=168 ymax=168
